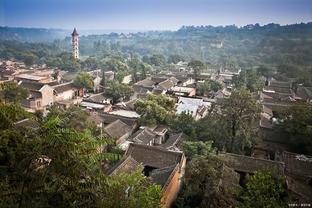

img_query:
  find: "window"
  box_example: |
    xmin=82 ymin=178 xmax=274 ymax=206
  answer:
xmin=37 ymin=101 xmax=41 ymax=107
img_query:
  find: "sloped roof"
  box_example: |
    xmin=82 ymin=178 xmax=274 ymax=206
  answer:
xmin=296 ymin=87 xmax=312 ymax=100
xmin=217 ymin=153 xmax=285 ymax=176
xmin=134 ymin=78 xmax=155 ymax=87
xmin=150 ymin=165 xmax=177 ymax=187
xmin=131 ymin=128 xmax=157 ymax=145
xmin=158 ymin=79 xmax=174 ymax=90
xmin=269 ymin=80 xmax=292 ymax=88
xmin=86 ymin=93 xmax=109 ymax=103
xmin=14 ymin=118 xmax=40 ymax=129
xmin=53 ymin=82 xmax=77 ymax=93
xmin=98 ymin=112 xmax=138 ymax=127
xmin=106 ymin=156 xmax=141 ymax=176
xmin=263 ymin=86 xmax=292 ymax=95
xmin=104 ymin=119 xmax=132 ymax=139
xmin=126 ymin=143 xmax=183 ymax=169
xmin=151 ymin=76 xmax=168 ymax=84
xmin=283 ymin=151 xmax=312 ymax=178
xmin=160 ymin=132 xmax=186 ymax=150
xmin=15 ymin=74 xmax=46 ymax=81
xmin=19 ymin=81 xmax=45 ymax=91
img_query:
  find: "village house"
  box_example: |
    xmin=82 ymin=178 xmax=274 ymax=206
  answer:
xmin=15 ymin=73 xmax=51 ymax=83
xmin=104 ymin=119 xmax=133 ymax=145
xmin=283 ymin=151 xmax=312 ymax=202
xmin=176 ymin=97 xmax=211 ymax=120
xmin=79 ymin=100 xmax=112 ymax=112
xmin=53 ymin=82 xmax=79 ymax=101
xmin=109 ymin=143 xmax=186 ymax=207
xmin=295 ymin=86 xmax=312 ymax=102
xmin=168 ymin=86 xmax=196 ymax=97
xmin=130 ymin=127 xmax=158 ymax=146
xmin=19 ymin=81 xmax=55 ymax=112
xmin=159 ymin=132 xmax=188 ymax=152
xmin=98 ymin=111 xmax=139 ymax=132
xmin=121 ymin=74 xmax=132 ymax=84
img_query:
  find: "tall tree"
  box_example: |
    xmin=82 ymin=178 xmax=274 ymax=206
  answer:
xmin=0 ymin=104 xmax=162 ymax=207
xmin=105 ymin=81 xmax=134 ymax=103
xmin=135 ymin=94 xmax=175 ymax=125
xmin=170 ymin=112 xmax=196 ymax=137
xmin=275 ymin=104 xmax=312 ymax=154
xmin=188 ymin=60 xmax=205 ymax=84
xmin=196 ymin=88 xmax=260 ymax=153
xmin=196 ymin=80 xmax=222 ymax=95
xmin=219 ymin=88 xmax=260 ymax=152
xmin=0 ymin=82 xmax=28 ymax=104
xmin=173 ymin=155 xmax=241 ymax=208
xmin=232 ymin=70 xmax=263 ymax=92
xmin=238 ymin=171 xmax=288 ymax=208
xmin=73 ymin=72 xmax=94 ymax=90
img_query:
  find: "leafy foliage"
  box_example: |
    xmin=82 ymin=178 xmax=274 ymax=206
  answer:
xmin=196 ymin=79 xmax=222 ymax=95
xmin=238 ymin=171 xmax=288 ymax=208
xmin=182 ymin=141 xmax=214 ymax=159
xmin=188 ymin=60 xmax=205 ymax=82
xmin=105 ymin=81 xmax=134 ymax=103
xmin=0 ymin=103 xmax=162 ymax=207
xmin=232 ymin=70 xmax=264 ymax=92
xmin=135 ymin=94 xmax=175 ymax=125
xmin=174 ymin=155 xmax=241 ymax=208
xmin=73 ymin=72 xmax=94 ymax=90
xmin=0 ymin=82 xmax=28 ymax=104
xmin=275 ymin=104 xmax=312 ymax=154
xmin=170 ymin=112 xmax=196 ymax=137
xmin=195 ymin=88 xmax=260 ymax=153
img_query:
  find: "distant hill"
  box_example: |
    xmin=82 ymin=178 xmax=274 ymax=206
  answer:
xmin=0 ymin=27 xmax=70 ymax=42
xmin=0 ymin=27 xmax=148 ymax=43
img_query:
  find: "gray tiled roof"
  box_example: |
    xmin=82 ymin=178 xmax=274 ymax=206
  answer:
xmin=130 ymin=128 xmax=157 ymax=145
xmin=104 ymin=119 xmax=132 ymax=139
xmin=217 ymin=153 xmax=285 ymax=176
xmin=126 ymin=143 xmax=183 ymax=169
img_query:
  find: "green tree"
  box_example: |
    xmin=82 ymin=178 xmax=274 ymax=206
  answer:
xmin=0 ymin=82 xmax=28 ymax=104
xmin=232 ymin=70 xmax=263 ymax=92
xmin=196 ymin=80 xmax=222 ymax=95
xmin=0 ymin=104 xmax=162 ymax=208
xmin=82 ymin=57 xmax=100 ymax=70
xmin=46 ymin=105 xmax=101 ymax=136
xmin=115 ymin=70 xmax=129 ymax=83
xmin=105 ymin=81 xmax=134 ymax=103
xmin=256 ymin=65 xmax=272 ymax=78
xmin=135 ymin=94 xmax=175 ymax=125
xmin=149 ymin=54 xmax=166 ymax=66
xmin=0 ymin=103 xmax=31 ymax=130
xmin=188 ymin=60 xmax=205 ymax=83
xmin=219 ymin=88 xmax=260 ymax=153
xmin=238 ymin=171 xmax=288 ymax=208
xmin=170 ymin=112 xmax=196 ymax=137
xmin=73 ymin=72 xmax=94 ymax=90
xmin=275 ymin=104 xmax=312 ymax=154
xmin=167 ymin=54 xmax=184 ymax=64
xmin=23 ymin=53 xmax=38 ymax=66
xmin=182 ymin=141 xmax=214 ymax=159
xmin=106 ymin=58 xmax=127 ymax=71
xmin=196 ymin=88 xmax=260 ymax=153
xmin=102 ymin=169 xmax=162 ymax=208
xmin=174 ymin=155 xmax=241 ymax=208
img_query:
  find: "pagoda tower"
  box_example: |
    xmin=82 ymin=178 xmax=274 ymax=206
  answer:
xmin=72 ymin=28 xmax=79 ymax=60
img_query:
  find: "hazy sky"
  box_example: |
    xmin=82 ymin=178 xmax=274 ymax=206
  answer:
xmin=1 ymin=0 xmax=312 ymax=30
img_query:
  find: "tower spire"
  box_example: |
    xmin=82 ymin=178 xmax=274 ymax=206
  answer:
xmin=72 ymin=28 xmax=79 ymax=60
